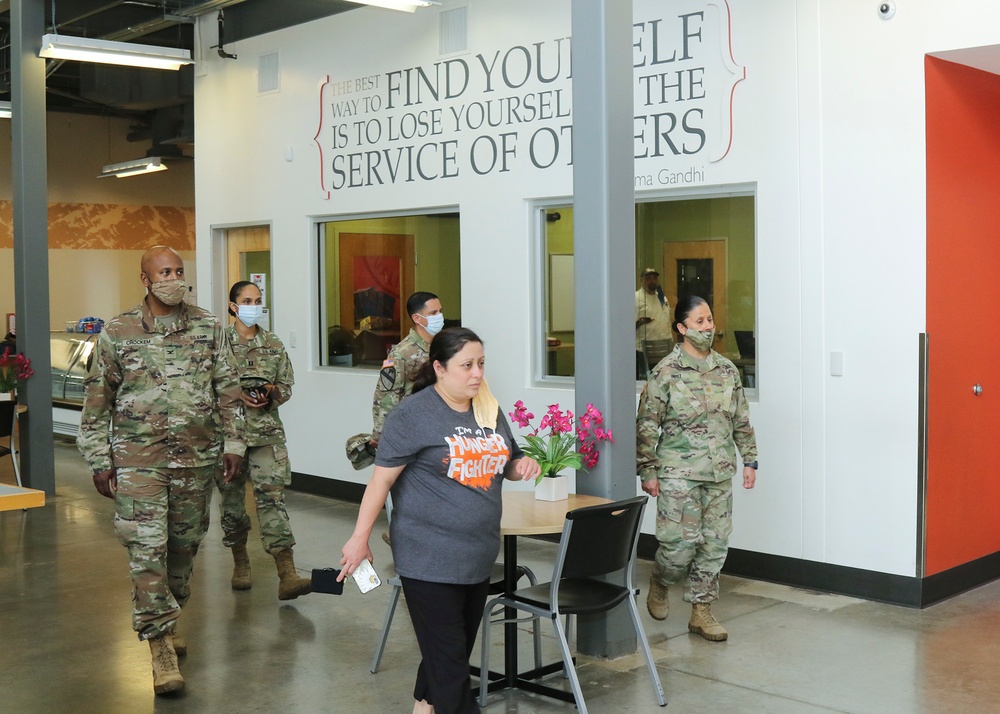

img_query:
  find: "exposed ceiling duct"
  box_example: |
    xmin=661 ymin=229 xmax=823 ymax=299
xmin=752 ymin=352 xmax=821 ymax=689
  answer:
xmin=0 ymin=0 xmax=360 ymax=156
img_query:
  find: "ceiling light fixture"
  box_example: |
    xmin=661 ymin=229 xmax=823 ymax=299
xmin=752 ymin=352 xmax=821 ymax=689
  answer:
xmin=98 ymin=157 xmax=168 ymax=179
xmin=344 ymin=0 xmax=438 ymax=13
xmin=0 ymin=101 xmax=11 ymax=119
xmin=39 ymin=34 xmax=193 ymax=71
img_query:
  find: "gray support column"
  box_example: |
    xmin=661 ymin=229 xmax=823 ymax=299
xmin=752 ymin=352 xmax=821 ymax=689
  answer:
xmin=11 ymin=0 xmax=56 ymax=494
xmin=571 ymin=0 xmax=637 ymax=657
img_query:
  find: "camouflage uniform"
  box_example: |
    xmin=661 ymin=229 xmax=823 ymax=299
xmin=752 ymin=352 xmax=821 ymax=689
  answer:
xmin=77 ymin=298 xmax=245 ymax=640
xmin=215 ymin=324 xmax=296 ymax=554
xmin=636 ymin=345 xmax=757 ymax=604
xmin=371 ymin=328 xmax=429 ymax=443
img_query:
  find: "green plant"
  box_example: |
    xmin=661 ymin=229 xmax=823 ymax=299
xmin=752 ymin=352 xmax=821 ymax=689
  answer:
xmin=509 ymin=401 xmax=614 ymax=485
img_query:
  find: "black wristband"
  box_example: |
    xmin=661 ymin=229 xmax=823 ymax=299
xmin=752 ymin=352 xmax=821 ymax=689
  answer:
xmin=744 ymin=461 xmax=758 ymax=469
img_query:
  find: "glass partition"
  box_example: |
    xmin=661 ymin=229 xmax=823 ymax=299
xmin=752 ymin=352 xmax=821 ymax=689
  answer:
xmin=317 ymin=212 xmax=462 ymax=368
xmin=540 ymin=191 xmax=757 ymax=389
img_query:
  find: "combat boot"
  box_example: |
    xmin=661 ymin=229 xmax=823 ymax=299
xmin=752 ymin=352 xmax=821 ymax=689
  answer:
xmin=688 ymin=603 xmax=728 ymax=641
xmin=168 ymin=626 xmax=187 ymax=657
xmin=273 ymin=548 xmax=312 ymax=600
xmin=231 ymin=542 xmax=252 ymax=590
xmin=647 ymin=577 xmax=669 ymax=620
xmin=149 ymin=634 xmax=184 ymax=695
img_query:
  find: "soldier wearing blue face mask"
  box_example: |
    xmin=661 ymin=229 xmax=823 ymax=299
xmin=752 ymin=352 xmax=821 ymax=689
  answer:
xmin=365 ymin=291 xmax=445 ymax=546
xmin=370 ymin=291 xmax=445 ymax=448
xmin=215 ymin=280 xmax=312 ymax=601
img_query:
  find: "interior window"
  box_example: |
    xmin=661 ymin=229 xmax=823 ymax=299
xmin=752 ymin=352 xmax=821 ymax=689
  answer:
xmin=541 ymin=192 xmax=756 ymax=390
xmin=317 ymin=212 xmax=461 ymax=368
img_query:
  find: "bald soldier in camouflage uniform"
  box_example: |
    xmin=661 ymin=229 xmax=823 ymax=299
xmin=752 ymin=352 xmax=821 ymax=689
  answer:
xmin=78 ymin=247 xmax=245 ymax=696
xmin=214 ymin=280 xmax=311 ymax=600
xmin=636 ymin=295 xmax=757 ymax=642
xmin=370 ymin=291 xmax=444 ymax=446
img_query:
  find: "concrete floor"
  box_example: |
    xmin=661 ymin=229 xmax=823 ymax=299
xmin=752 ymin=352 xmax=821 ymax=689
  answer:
xmin=3 ymin=441 xmax=1000 ymax=713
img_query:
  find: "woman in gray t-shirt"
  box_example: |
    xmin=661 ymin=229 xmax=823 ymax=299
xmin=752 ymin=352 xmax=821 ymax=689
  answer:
xmin=340 ymin=327 xmax=540 ymax=714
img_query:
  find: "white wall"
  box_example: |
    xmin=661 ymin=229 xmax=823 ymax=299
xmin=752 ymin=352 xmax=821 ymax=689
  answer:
xmin=191 ymin=0 xmax=1000 ymax=577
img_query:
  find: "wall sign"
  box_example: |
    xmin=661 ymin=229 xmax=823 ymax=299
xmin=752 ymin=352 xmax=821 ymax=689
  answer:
xmin=314 ymin=0 xmax=744 ymax=197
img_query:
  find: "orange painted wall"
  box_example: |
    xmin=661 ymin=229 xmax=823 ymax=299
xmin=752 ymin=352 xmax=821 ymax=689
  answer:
xmin=925 ymin=57 xmax=1000 ymax=575
xmin=0 ymin=202 xmax=194 ymax=250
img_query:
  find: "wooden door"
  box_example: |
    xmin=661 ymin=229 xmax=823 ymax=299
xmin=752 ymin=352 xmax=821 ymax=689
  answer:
xmin=662 ymin=239 xmax=729 ymax=353
xmin=338 ymin=233 xmax=415 ymax=348
xmin=226 ymin=226 xmax=271 ymax=303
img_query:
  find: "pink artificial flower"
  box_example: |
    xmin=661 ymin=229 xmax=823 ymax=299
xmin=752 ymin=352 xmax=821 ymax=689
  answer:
xmin=508 ymin=400 xmax=535 ymax=429
xmin=510 ymin=400 xmax=611 ymax=475
xmin=16 ymin=356 xmax=33 ymax=380
xmin=586 ymin=404 xmax=604 ymax=425
xmin=558 ymin=410 xmax=574 ymax=433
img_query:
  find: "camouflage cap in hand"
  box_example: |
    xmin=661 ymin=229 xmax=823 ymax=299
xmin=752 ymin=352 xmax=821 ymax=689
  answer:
xmin=345 ymin=433 xmax=376 ymax=470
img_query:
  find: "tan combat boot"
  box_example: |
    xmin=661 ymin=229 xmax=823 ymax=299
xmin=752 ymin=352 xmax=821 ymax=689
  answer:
xmin=168 ymin=626 xmax=187 ymax=657
xmin=647 ymin=577 xmax=669 ymax=620
xmin=688 ymin=603 xmax=728 ymax=641
xmin=273 ymin=548 xmax=312 ymax=601
xmin=149 ymin=634 xmax=184 ymax=695
xmin=231 ymin=542 xmax=252 ymax=590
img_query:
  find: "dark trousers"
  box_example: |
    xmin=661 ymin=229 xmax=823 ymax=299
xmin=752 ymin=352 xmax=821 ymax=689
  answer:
xmin=400 ymin=576 xmax=491 ymax=714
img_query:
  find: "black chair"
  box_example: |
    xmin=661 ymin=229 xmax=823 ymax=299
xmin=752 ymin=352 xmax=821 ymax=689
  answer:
xmin=478 ymin=496 xmax=666 ymax=712
xmin=641 ymin=338 xmax=673 ymax=378
xmin=734 ymin=330 xmax=756 ymax=359
xmin=0 ymin=400 xmax=21 ymax=487
xmin=328 ymin=325 xmax=360 ymax=367
xmin=370 ymin=497 xmax=542 ymax=674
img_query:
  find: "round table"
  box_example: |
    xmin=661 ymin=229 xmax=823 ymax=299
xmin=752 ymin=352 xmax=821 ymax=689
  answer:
xmin=490 ymin=490 xmax=613 ymax=700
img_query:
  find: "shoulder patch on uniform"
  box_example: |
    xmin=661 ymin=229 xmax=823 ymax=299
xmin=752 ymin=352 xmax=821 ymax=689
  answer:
xmin=382 ymin=358 xmax=395 ymax=368
xmin=379 ymin=366 xmax=397 ymax=391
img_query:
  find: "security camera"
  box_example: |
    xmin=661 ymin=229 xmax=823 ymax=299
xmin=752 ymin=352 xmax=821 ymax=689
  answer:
xmin=877 ymin=1 xmax=896 ymax=20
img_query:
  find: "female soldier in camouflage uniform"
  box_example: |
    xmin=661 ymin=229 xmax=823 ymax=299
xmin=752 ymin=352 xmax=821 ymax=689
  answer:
xmin=636 ymin=295 xmax=757 ymax=641
xmin=215 ymin=281 xmax=312 ymax=600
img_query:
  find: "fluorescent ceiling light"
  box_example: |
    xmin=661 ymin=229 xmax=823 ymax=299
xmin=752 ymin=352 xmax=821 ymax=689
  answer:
xmin=344 ymin=0 xmax=438 ymax=13
xmin=40 ymin=34 xmax=193 ymax=71
xmin=0 ymin=101 xmax=10 ymax=119
xmin=98 ymin=157 xmax=168 ymax=179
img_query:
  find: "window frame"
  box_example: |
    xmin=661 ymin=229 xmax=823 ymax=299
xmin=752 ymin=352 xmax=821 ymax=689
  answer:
xmin=314 ymin=206 xmax=461 ymax=372
xmin=531 ymin=197 xmax=576 ymax=390
xmin=532 ymin=183 xmax=758 ymax=400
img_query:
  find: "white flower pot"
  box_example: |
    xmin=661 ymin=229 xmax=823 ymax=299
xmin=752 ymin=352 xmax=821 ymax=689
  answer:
xmin=0 ymin=391 xmax=12 ymax=401
xmin=535 ymin=474 xmax=569 ymax=502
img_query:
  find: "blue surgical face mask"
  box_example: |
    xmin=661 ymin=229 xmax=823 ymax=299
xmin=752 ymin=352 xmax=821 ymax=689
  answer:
xmin=236 ymin=304 xmax=263 ymax=327
xmin=424 ymin=313 xmax=445 ymax=336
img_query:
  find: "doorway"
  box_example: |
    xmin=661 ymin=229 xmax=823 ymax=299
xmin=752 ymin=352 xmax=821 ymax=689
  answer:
xmin=663 ymin=239 xmax=729 ymax=353
xmin=337 ymin=233 xmax=415 ymax=364
xmin=924 ymin=54 xmax=1000 ymax=577
xmin=225 ymin=226 xmax=272 ymax=328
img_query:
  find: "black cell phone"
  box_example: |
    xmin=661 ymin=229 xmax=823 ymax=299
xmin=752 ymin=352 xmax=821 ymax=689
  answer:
xmin=311 ymin=568 xmax=344 ymax=595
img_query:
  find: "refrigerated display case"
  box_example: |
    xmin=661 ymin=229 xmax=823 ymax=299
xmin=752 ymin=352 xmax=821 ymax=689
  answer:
xmin=50 ymin=331 xmax=99 ymax=436
xmin=50 ymin=331 xmax=98 ymax=406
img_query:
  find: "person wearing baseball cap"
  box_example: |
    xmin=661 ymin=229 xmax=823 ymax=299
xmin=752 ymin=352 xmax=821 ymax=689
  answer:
xmin=636 ymin=267 xmax=672 ymax=378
